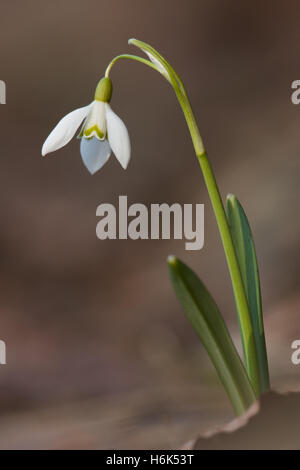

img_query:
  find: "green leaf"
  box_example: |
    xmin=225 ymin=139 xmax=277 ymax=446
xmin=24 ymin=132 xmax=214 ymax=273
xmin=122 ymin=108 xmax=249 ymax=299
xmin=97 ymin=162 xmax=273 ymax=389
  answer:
xmin=226 ymin=194 xmax=270 ymax=392
xmin=168 ymin=256 xmax=256 ymax=415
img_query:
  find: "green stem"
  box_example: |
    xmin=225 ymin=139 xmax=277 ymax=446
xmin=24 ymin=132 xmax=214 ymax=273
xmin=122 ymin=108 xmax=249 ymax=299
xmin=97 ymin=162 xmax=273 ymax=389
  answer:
xmin=105 ymin=55 xmax=159 ymax=78
xmin=172 ymin=89 xmax=260 ymax=396
xmin=106 ymin=49 xmax=261 ymax=396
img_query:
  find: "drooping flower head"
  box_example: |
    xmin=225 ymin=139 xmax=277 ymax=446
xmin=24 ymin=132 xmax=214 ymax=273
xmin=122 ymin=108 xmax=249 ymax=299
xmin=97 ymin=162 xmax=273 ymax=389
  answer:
xmin=42 ymin=77 xmax=131 ymax=174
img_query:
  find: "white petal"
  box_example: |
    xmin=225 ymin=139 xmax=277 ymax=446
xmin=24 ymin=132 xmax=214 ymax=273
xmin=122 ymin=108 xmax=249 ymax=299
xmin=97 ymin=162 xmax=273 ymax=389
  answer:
xmin=105 ymin=104 xmax=131 ymax=170
xmin=42 ymin=103 xmax=92 ymax=156
xmin=80 ymin=137 xmax=111 ymax=174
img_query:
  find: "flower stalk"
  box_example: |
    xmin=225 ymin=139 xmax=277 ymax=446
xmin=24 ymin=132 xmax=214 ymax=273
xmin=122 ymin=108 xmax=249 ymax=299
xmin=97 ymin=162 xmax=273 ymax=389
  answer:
xmin=105 ymin=40 xmax=262 ymax=397
xmin=170 ymin=79 xmax=261 ymax=395
xmin=167 ymin=74 xmax=261 ymax=397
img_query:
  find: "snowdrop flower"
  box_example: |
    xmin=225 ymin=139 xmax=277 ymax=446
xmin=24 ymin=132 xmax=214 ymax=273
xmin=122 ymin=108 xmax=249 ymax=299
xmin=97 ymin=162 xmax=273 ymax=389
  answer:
xmin=42 ymin=77 xmax=131 ymax=174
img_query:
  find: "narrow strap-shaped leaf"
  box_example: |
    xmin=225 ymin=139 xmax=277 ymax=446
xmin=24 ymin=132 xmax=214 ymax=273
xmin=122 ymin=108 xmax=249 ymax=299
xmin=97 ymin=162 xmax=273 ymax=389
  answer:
xmin=168 ymin=256 xmax=256 ymax=415
xmin=226 ymin=194 xmax=270 ymax=392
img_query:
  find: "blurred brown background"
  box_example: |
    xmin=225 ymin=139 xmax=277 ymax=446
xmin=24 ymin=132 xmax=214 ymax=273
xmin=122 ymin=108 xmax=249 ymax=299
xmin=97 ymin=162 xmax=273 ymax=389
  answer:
xmin=0 ymin=0 xmax=300 ymax=449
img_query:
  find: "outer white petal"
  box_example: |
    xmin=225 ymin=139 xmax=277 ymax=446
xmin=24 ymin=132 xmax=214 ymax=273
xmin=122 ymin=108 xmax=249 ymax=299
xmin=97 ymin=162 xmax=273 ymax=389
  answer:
xmin=105 ymin=104 xmax=131 ymax=170
xmin=42 ymin=103 xmax=92 ymax=156
xmin=80 ymin=137 xmax=111 ymax=174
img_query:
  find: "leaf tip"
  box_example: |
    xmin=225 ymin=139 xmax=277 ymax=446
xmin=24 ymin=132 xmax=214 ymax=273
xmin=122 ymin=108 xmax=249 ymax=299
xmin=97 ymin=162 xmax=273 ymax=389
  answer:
xmin=226 ymin=193 xmax=236 ymax=203
xmin=167 ymin=255 xmax=178 ymax=267
xmin=128 ymin=38 xmax=137 ymax=46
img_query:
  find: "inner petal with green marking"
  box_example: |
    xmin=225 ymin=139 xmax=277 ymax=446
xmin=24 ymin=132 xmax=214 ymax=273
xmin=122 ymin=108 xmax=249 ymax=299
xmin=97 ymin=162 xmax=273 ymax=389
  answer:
xmin=80 ymin=100 xmax=107 ymax=140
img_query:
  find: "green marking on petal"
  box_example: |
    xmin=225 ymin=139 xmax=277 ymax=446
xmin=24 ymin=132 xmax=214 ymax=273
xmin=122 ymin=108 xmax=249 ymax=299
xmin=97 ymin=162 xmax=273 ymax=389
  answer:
xmin=84 ymin=125 xmax=105 ymax=139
